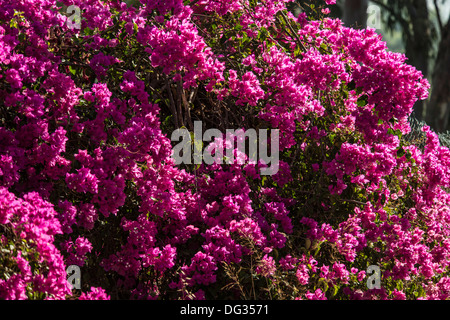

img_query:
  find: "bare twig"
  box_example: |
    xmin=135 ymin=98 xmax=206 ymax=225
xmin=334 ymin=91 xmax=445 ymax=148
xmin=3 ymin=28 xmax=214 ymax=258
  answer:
xmin=279 ymin=11 xmax=307 ymax=53
xmin=178 ymin=80 xmax=193 ymax=130
xmin=339 ymin=199 xmax=367 ymax=206
xmin=165 ymin=76 xmax=179 ymax=128
xmin=175 ymin=79 xmax=185 ymax=128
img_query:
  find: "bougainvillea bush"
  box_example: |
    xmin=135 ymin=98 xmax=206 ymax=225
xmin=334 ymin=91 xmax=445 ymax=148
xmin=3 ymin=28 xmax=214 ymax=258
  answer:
xmin=1 ymin=0 xmax=450 ymax=300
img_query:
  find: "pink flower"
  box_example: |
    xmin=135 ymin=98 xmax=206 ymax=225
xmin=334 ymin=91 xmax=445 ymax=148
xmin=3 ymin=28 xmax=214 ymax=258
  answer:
xmin=305 ymin=288 xmax=327 ymax=300
xmin=256 ymin=254 xmax=276 ymax=277
xmin=65 ymin=168 xmax=99 ymax=194
xmin=296 ymin=264 xmax=310 ymax=285
xmin=391 ymin=289 xmax=406 ymax=300
xmin=79 ymin=287 xmax=110 ymax=300
xmin=0 ymin=0 xmax=443 ymax=301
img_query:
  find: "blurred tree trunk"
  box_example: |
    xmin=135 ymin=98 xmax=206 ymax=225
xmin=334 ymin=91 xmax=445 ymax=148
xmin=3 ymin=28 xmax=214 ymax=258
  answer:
xmin=366 ymin=0 xmax=433 ymax=122
xmin=404 ymin=0 xmax=431 ymax=121
xmin=426 ymin=19 xmax=450 ymax=132
xmin=343 ymin=0 xmax=369 ymax=29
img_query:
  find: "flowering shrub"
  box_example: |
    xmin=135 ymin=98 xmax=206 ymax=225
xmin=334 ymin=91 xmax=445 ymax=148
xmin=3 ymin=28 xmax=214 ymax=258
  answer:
xmin=1 ymin=0 xmax=450 ymax=300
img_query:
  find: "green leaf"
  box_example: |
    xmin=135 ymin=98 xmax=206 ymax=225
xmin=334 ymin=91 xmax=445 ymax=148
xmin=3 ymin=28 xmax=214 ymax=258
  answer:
xmin=314 ymin=243 xmax=321 ymax=256
xmin=387 ymin=128 xmax=402 ymax=138
xmin=82 ymin=27 xmax=94 ymax=36
xmin=331 ymin=284 xmax=339 ymax=297
xmin=317 ymin=278 xmax=328 ymax=293
xmin=10 ymin=19 xmax=18 ymax=29
xmin=329 ymin=133 xmax=336 ymax=144
xmin=357 ymin=95 xmax=368 ymax=107
xmin=261 ymin=176 xmax=267 ymax=186
xmin=258 ymin=27 xmax=268 ymax=40
xmin=347 ymin=81 xmax=356 ymax=91
xmin=68 ymin=65 xmax=77 ymax=76
xmin=416 ymin=285 xmax=425 ymax=298
xmin=18 ymin=33 xmax=26 ymax=42
xmin=397 ymin=147 xmax=405 ymax=158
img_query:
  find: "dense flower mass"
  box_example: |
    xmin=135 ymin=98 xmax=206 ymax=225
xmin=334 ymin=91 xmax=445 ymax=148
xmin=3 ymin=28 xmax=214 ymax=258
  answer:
xmin=0 ymin=0 xmax=449 ymax=300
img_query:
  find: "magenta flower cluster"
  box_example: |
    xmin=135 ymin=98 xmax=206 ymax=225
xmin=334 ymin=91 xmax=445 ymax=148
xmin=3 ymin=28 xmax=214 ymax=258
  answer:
xmin=0 ymin=0 xmax=449 ymax=300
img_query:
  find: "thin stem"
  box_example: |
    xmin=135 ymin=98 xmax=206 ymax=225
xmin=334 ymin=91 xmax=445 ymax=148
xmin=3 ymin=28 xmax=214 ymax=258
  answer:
xmin=339 ymin=199 xmax=367 ymax=206
xmin=165 ymin=76 xmax=179 ymax=128
xmin=279 ymin=11 xmax=307 ymax=53
xmin=250 ymin=255 xmax=256 ymax=300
